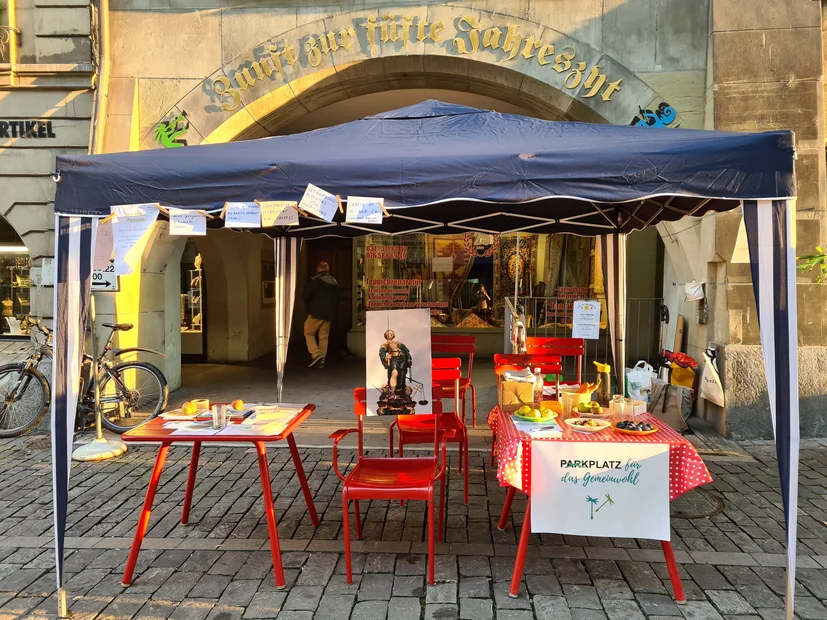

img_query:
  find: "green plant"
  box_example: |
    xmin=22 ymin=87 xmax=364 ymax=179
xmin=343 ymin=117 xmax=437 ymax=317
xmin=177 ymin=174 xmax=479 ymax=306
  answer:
xmin=797 ymin=246 xmax=827 ymax=283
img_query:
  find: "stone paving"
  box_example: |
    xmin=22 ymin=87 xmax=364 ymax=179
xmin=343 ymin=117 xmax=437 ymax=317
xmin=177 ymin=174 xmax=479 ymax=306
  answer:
xmin=0 ymin=432 xmax=825 ymax=619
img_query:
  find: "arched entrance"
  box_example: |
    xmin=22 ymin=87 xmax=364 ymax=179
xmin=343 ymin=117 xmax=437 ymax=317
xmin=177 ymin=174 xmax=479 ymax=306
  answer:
xmin=126 ymin=9 xmax=684 ymax=389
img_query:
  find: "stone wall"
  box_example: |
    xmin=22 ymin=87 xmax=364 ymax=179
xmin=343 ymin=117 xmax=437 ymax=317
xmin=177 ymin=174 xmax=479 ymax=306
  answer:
xmin=0 ymin=0 xmax=94 ymax=322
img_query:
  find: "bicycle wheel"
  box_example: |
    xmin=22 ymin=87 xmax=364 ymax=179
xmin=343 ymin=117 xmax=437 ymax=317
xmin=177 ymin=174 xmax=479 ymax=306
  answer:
xmin=99 ymin=361 xmax=169 ymax=433
xmin=0 ymin=363 xmax=50 ymax=438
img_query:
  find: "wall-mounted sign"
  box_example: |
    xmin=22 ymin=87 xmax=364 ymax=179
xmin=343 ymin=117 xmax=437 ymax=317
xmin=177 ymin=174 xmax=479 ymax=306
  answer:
xmin=154 ymin=112 xmax=189 ymax=148
xmin=0 ymin=120 xmax=57 ymax=139
xmin=92 ymin=259 xmax=120 ymax=292
xmin=631 ymin=103 xmax=678 ymax=128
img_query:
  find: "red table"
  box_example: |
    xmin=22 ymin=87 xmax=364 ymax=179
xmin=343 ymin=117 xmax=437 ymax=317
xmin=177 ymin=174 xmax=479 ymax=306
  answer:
xmin=121 ymin=404 xmax=319 ymax=588
xmin=488 ymin=407 xmax=712 ymax=600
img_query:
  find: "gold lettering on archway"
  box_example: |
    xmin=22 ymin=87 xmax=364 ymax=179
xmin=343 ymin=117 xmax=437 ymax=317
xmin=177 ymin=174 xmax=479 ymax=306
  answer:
xmin=208 ymin=12 xmax=622 ymax=113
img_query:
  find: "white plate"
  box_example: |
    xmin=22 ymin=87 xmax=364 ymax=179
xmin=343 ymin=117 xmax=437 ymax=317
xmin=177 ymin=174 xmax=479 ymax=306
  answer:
xmin=564 ymin=417 xmax=611 ymax=432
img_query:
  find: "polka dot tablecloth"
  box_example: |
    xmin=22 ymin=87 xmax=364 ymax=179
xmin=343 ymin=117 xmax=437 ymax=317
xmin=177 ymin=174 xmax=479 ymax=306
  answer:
xmin=488 ymin=407 xmax=712 ymax=500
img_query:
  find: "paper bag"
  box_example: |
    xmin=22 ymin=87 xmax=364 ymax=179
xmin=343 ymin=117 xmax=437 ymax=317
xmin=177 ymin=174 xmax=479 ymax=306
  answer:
xmin=499 ymin=380 xmax=534 ymax=412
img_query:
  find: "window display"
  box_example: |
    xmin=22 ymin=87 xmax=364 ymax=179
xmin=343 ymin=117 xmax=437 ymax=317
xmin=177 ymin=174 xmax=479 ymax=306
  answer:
xmin=0 ymin=252 xmax=31 ymax=335
xmin=354 ymin=233 xmax=598 ymax=329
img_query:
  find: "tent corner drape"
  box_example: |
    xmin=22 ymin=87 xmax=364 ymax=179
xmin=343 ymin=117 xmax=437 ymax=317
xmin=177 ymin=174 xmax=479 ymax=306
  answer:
xmin=51 ymin=215 xmax=96 ymax=612
xmin=600 ymin=233 xmax=627 ymax=392
xmin=742 ymin=198 xmax=800 ymax=620
xmin=274 ymin=237 xmax=300 ymax=402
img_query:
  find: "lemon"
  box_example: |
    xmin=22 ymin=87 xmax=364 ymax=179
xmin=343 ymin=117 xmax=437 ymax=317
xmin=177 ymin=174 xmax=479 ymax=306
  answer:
xmin=182 ymin=401 xmax=198 ymax=416
xmin=231 ymin=399 xmax=244 ymax=411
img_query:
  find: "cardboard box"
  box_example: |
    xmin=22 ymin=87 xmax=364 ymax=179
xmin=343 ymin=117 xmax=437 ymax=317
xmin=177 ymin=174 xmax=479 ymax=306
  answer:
xmin=609 ymin=399 xmax=647 ymax=416
xmin=499 ymin=380 xmax=534 ymax=412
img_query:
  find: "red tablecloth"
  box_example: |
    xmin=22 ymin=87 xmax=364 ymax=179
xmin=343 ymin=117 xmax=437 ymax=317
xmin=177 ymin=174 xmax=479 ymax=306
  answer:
xmin=488 ymin=407 xmax=712 ymax=500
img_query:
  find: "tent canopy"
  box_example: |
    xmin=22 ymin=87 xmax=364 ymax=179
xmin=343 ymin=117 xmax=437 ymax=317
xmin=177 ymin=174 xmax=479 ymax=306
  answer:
xmin=53 ymin=100 xmax=795 ymax=236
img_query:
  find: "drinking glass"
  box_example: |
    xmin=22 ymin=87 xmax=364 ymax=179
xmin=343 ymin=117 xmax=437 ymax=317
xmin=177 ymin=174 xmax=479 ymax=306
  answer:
xmin=623 ymin=397 xmax=635 ymax=422
xmin=211 ymin=404 xmax=227 ymax=429
xmin=611 ymin=395 xmax=625 ymax=422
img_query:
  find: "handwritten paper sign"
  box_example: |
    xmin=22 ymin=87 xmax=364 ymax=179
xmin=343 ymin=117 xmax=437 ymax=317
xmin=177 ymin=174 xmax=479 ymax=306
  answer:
xmin=298 ymin=184 xmax=338 ymax=222
xmin=93 ymin=220 xmax=114 ymax=270
xmin=531 ymin=442 xmax=669 ymax=540
xmin=169 ymin=208 xmax=206 ymax=236
xmin=572 ymin=300 xmax=601 ymax=340
xmin=111 ymin=203 xmax=159 ymax=275
xmin=224 ymin=202 xmax=261 ymax=228
xmin=259 ymin=201 xmax=299 ymax=227
xmin=346 ymin=196 xmax=383 ymax=224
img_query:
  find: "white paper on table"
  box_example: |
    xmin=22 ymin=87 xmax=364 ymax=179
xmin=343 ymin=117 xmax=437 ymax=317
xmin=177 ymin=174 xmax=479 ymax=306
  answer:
xmin=111 ymin=203 xmax=159 ymax=275
xmin=245 ymin=405 xmax=304 ymax=422
xmin=345 ymin=196 xmax=383 ymax=224
xmin=531 ymin=441 xmax=670 ymax=540
xmin=93 ymin=220 xmax=114 ymax=270
xmin=513 ymin=419 xmax=562 ymax=438
xmin=218 ymin=420 xmax=288 ymax=436
xmin=299 ymin=184 xmax=338 ymax=222
xmin=169 ymin=207 xmax=206 ymax=236
xmin=258 ymin=201 xmax=299 ymax=226
xmin=164 ymin=421 xmax=219 ymax=435
xmin=224 ymin=202 xmax=261 ymax=228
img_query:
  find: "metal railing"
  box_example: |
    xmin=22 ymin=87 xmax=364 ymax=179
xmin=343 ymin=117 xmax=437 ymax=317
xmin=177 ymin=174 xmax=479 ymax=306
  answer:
xmin=517 ymin=296 xmax=664 ymax=389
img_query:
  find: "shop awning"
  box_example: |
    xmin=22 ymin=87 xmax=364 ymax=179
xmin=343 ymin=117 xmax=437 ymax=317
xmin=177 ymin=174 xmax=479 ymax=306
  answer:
xmin=53 ymin=100 xmax=795 ymax=236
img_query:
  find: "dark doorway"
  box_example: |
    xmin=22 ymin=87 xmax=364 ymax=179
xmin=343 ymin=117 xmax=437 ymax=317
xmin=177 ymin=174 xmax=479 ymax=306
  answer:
xmin=303 ymin=238 xmax=353 ymax=358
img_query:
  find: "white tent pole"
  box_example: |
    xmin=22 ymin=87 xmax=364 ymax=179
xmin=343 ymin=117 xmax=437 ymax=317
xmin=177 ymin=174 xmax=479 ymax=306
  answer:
xmin=616 ymin=233 xmax=627 ymax=394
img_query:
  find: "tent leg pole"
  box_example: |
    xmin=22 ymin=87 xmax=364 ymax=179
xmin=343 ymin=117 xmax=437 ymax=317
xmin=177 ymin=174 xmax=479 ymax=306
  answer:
xmin=57 ymin=587 xmax=68 ymax=618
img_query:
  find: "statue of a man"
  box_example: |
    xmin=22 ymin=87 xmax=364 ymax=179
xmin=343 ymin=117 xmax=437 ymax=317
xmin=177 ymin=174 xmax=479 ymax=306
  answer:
xmin=379 ymin=329 xmax=412 ymax=394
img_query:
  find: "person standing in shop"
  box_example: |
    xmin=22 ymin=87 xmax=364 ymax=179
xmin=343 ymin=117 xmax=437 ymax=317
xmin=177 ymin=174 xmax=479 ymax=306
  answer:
xmin=304 ymin=261 xmax=339 ymax=368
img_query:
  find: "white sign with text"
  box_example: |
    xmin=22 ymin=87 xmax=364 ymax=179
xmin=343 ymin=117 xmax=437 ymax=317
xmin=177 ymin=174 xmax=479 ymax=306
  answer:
xmin=346 ymin=196 xmax=383 ymax=224
xmin=572 ymin=299 xmax=601 ymax=340
xmin=299 ymin=184 xmax=339 ymax=222
xmin=111 ymin=203 xmax=159 ymax=275
xmin=93 ymin=220 xmax=114 ymax=270
xmin=169 ymin=208 xmax=207 ymax=236
xmin=531 ymin=441 xmax=670 ymax=540
xmin=259 ymin=201 xmax=299 ymax=227
xmin=224 ymin=202 xmax=261 ymax=228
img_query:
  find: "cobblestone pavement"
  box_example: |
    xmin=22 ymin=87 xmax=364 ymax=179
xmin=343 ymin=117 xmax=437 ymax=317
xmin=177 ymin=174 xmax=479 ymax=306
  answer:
xmin=0 ymin=434 xmax=825 ymax=619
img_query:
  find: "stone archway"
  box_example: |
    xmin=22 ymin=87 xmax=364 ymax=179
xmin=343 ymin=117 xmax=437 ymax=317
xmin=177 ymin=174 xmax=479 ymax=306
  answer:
xmin=142 ymin=6 xmax=682 ymax=149
xmin=133 ymin=5 xmax=695 ymax=387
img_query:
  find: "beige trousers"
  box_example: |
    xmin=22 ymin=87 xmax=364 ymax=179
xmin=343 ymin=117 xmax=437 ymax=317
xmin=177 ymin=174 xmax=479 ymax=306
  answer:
xmin=304 ymin=316 xmax=331 ymax=359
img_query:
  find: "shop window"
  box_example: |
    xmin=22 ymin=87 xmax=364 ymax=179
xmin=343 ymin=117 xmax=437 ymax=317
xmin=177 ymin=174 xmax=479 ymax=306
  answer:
xmin=0 ymin=218 xmax=31 ymax=336
xmin=354 ymin=233 xmax=597 ymax=329
xmin=180 ymin=240 xmax=205 ymax=358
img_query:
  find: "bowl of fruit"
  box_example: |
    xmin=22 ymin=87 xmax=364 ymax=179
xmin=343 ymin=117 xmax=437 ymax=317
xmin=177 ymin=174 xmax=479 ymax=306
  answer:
xmin=564 ymin=417 xmax=611 ymax=433
xmin=512 ymin=404 xmax=558 ymax=424
xmin=614 ymin=420 xmax=658 ymax=435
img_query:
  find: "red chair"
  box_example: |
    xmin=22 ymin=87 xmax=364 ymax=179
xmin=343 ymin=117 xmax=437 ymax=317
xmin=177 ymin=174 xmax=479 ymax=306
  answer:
xmin=390 ymin=358 xmax=469 ymax=504
xmin=525 ymin=337 xmax=585 ymax=384
xmin=330 ymin=381 xmax=457 ymax=585
xmin=491 ymin=354 xmax=563 ymax=467
xmin=431 ymin=335 xmax=477 ymax=427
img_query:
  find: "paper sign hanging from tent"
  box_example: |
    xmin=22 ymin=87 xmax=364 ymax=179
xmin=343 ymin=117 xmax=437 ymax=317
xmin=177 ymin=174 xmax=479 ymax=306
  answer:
xmin=111 ymin=203 xmax=159 ymax=275
xmin=169 ymin=208 xmax=206 ymax=236
xmin=224 ymin=202 xmax=261 ymax=228
xmin=93 ymin=220 xmax=114 ymax=270
xmin=258 ymin=201 xmax=299 ymax=226
xmin=299 ymin=184 xmax=338 ymax=222
xmin=531 ymin=441 xmax=670 ymax=540
xmin=572 ymin=300 xmax=601 ymax=340
xmin=346 ymin=196 xmax=383 ymax=224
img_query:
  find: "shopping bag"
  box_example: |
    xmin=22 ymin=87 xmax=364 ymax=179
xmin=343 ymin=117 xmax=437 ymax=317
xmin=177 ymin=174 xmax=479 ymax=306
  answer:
xmin=650 ymin=378 xmax=690 ymax=431
xmin=669 ymin=363 xmax=696 ymax=389
xmin=699 ymin=350 xmax=725 ymax=407
xmin=626 ymin=361 xmax=656 ymax=402
xmin=684 ymin=281 xmax=705 ymax=302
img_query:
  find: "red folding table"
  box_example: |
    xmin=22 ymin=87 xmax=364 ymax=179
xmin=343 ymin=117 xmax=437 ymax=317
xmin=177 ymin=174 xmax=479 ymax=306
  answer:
xmin=489 ymin=407 xmax=712 ymax=601
xmin=120 ymin=404 xmax=319 ymax=588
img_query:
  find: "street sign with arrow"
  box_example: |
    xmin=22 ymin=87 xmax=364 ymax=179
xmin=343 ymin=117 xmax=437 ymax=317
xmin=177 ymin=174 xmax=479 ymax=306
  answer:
xmin=92 ymin=259 xmax=119 ymax=292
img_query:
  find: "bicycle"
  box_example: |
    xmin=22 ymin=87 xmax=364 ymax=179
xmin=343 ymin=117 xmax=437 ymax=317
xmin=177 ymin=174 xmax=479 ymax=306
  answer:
xmin=0 ymin=319 xmax=169 ymax=437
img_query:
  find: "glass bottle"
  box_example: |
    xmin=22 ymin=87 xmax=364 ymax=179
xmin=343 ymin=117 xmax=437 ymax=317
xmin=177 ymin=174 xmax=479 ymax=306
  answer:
xmin=533 ymin=367 xmax=544 ymax=409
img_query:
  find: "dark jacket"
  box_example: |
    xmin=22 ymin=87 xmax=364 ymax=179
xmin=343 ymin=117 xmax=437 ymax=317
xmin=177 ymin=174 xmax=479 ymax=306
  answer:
xmin=304 ymin=273 xmax=339 ymax=322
